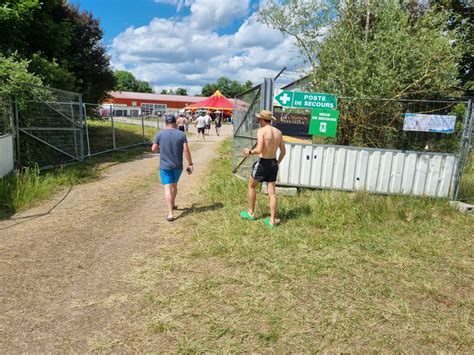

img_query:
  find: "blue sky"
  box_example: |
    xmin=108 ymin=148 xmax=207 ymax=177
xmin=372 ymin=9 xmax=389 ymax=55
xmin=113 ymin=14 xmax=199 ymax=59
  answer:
xmin=68 ymin=0 xmax=302 ymax=95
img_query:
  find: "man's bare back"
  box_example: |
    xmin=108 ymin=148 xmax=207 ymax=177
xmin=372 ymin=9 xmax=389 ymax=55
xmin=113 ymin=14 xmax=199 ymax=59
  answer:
xmin=176 ymin=116 xmax=186 ymax=127
xmin=258 ymin=125 xmax=284 ymax=160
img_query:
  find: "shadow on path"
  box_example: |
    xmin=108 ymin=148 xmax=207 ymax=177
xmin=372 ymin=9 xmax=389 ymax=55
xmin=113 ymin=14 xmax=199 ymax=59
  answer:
xmin=0 ymin=187 xmax=73 ymax=230
xmin=174 ymin=202 xmax=224 ymax=221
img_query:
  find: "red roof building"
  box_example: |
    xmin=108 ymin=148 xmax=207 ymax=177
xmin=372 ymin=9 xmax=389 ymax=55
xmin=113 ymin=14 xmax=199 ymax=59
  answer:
xmin=103 ymin=91 xmax=207 ymax=116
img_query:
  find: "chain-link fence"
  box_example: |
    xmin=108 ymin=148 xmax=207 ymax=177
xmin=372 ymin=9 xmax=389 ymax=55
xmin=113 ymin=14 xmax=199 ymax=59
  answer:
xmin=9 ymin=84 xmax=169 ymax=169
xmin=317 ymin=97 xmax=468 ymax=153
xmin=13 ymin=84 xmax=83 ymax=168
xmin=83 ymin=104 xmax=162 ymax=156
xmin=0 ymin=96 xmax=11 ymax=136
xmin=232 ymin=84 xmax=262 ymax=179
xmin=232 ymin=78 xmax=473 ymax=199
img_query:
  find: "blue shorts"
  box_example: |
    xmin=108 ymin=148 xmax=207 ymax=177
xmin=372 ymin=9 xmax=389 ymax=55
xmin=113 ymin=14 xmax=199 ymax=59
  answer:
xmin=160 ymin=169 xmax=182 ymax=185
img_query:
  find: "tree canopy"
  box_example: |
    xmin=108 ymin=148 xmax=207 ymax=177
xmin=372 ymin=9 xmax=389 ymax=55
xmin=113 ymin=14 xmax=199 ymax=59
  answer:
xmin=160 ymin=88 xmax=187 ymax=95
xmin=114 ymin=71 xmax=153 ymax=93
xmin=0 ymin=0 xmax=115 ymax=102
xmin=312 ymin=1 xmax=461 ymax=99
xmin=259 ymin=0 xmax=466 ymax=148
xmin=201 ymin=77 xmax=253 ymax=98
xmin=430 ymin=0 xmax=473 ymax=96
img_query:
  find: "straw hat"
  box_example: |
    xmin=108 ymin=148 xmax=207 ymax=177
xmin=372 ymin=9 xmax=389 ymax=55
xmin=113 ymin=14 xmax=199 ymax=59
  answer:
xmin=255 ymin=109 xmax=276 ymax=121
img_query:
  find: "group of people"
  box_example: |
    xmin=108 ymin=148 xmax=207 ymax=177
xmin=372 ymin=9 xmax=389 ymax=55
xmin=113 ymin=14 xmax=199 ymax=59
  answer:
xmin=193 ymin=111 xmax=223 ymax=141
xmin=152 ymin=109 xmax=285 ymax=228
xmin=172 ymin=111 xmax=223 ymax=142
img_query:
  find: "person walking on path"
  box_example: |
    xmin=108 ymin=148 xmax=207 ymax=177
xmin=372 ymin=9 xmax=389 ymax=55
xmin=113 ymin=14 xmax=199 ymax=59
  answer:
xmin=214 ymin=113 xmax=222 ymax=136
xmin=240 ymin=110 xmax=286 ymax=228
xmin=152 ymin=114 xmax=193 ymax=221
xmin=194 ymin=113 xmax=207 ymax=142
xmin=204 ymin=111 xmax=212 ymax=136
xmin=177 ymin=114 xmax=187 ymax=132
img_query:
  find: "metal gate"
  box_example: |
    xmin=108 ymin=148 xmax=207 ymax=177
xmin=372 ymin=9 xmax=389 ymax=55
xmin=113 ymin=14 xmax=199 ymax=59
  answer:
xmin=14 ymin=85 xmax=84 ymax=168
xmin=233 ymin=78 xmax=274 ymax=177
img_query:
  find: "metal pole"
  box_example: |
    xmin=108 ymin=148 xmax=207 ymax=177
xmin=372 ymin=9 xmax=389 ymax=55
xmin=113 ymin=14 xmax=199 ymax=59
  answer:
xmin=71 ymin=103 xmax=79 ymax=159
xmin=14 ymin=97 xmax=20 ymax=167
xmin=452 ymin=99 xmax=473 ymax=200
xmin=78 ymin=95 xmax=85 ymax=161
xmin=141 ymin=111 xmax=145 ymax=143
xmin=261 ymin=77 xmax=274 ymax=112
xmin=9 ymin=98 xmax=16 ymax=168
xmin=110 ymin=104 xmax=116 ymax=150
xmin=83 ymin=103 xmax=91 ymax=157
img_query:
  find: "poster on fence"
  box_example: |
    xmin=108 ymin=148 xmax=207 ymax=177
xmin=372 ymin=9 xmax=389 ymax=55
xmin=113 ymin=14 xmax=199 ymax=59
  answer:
xmin=403 ymin=113 xmax=456 ymax=133
xmin=273 ymin=108 xmax=311 ymax=139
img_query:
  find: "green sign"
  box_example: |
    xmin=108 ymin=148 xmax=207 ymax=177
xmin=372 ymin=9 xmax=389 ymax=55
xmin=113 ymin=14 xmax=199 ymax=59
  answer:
xmin=274 ymin=90 xmax=337 ymax=109
xmin=308 ymin=108 xmax=339 ymax=137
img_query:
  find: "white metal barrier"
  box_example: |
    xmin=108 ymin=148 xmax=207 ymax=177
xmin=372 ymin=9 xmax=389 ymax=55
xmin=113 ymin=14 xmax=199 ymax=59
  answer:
xmin=0 ymin=134 xmax=14 ymax=177
xmin=278 ymin=142 xmax=458 ymax=198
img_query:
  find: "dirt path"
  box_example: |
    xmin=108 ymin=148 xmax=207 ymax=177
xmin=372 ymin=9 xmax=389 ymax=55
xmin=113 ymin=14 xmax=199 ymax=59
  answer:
xmin=0 ymin=125 xmax=232 ymax=352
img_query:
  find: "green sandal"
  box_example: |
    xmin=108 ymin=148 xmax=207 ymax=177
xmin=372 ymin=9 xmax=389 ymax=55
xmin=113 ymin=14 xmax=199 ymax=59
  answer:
xmin=240 ymin=211 xmax=257 ymax=220
xmin=263 ymin=217 xmax=277 ymax=229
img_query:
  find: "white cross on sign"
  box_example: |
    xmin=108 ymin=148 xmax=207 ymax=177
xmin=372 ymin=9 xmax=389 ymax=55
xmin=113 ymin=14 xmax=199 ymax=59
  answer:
xmin=280 ymin=93 xmax=291 ymax=105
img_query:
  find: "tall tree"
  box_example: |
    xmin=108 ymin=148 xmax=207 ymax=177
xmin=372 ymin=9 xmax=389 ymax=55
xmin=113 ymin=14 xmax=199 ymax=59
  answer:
xmin=175 ymin=87 xmax=187 ymax=96
xmin=258 ymin=0 xmax=338 ymax=70
xmin=0 ymin=1 xmax=116 ymax=102
xmin=65 ymin=4 xmax=115 ymax=102
xmin=114 ymin=70 xmax=153 ymax=93
xmin=201 ymin=76 xmax=252 ymax=97
xmin=260 ymin=0 xmax=463 ymax=147
xmin=430 ymin=0 xmax=473 ymax=96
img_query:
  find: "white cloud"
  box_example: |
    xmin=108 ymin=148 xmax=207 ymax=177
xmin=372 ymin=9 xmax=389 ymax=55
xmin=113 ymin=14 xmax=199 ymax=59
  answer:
xmin=110 ymin=3 xmax=304 ymax=95
xmin=190 ymin=0 xmax=249 ymax=31
xmin=153 ymin=0 xmax=193 ymax=12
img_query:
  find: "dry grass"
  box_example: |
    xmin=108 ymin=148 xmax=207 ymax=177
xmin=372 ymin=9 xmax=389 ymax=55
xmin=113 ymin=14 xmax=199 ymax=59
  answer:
xmin=130 ymin=140 xmax=473 ymax=352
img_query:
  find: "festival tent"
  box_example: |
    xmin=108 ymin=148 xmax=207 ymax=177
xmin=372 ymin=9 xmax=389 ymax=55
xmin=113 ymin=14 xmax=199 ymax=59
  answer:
xmin=185 ymin=90 xmax=234 ymax=113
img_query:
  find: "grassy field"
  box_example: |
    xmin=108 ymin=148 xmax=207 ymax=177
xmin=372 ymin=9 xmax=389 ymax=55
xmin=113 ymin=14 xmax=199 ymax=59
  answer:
xmin=0 ymin=121 xmax=158 ymax=218
xmin=137 ymin=140 xmax=473 ymax=352
xmin=86 ymin=119 xmax=157 ymax=154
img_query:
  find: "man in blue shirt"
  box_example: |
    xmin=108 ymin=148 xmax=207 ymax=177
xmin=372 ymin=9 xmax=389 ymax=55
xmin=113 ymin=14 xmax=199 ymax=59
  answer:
xmin=152 ymin=115 xmax=193 ymax=221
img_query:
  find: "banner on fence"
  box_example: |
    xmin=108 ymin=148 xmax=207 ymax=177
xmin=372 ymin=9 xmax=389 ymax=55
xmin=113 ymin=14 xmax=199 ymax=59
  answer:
xmin=403 ymin=113 xmax=456 ymax=133
xmin=273 ymin=109 xmax=311 ymax=139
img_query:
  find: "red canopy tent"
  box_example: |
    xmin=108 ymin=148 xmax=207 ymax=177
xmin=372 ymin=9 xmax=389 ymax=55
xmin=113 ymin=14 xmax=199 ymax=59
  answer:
xmin=185 ymin=90 xmax=234 ymax=113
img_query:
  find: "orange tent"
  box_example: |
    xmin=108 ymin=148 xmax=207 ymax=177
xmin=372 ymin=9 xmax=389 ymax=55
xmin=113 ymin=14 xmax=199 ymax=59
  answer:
xmin=185 ymin=90 xmax=234 ymax=112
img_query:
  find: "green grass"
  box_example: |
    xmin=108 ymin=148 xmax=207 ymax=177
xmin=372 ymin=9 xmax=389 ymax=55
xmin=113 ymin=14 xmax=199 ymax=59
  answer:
xmin=138 ymin=139 xmax=473 ymax=352
xmin=0 ymin=120 xmax=159 ymax=218
xmin=86 ymin=120 xmax=157 ymax=153
xmin=459 ymin=150 xmax=474 ymax=204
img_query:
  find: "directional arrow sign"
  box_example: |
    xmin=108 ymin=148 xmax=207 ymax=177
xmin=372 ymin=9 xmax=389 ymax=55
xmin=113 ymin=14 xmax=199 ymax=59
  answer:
xmin=274 ymin=90 xmax=337 ymax=109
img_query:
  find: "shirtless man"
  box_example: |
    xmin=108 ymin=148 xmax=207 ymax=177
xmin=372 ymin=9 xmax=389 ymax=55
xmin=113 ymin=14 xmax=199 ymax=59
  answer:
xmin=176 ymin=115 xmax=187 ymax=132
xmin=240 ymin=109 xmax=286 ymax=228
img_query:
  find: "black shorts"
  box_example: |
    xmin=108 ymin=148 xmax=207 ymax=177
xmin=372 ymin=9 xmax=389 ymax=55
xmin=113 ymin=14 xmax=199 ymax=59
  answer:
xmin=198 ymin=127 xmax=205 ymax=134
xmin=206 ymin=124 xmax=211 ymax=129
xmin=251 ymin=158 xmax=278 ymax=182
xmin=215 ymin=122 xmax=221 ymax=128
xmin=178 ymin=126 xmax=185 ymax=132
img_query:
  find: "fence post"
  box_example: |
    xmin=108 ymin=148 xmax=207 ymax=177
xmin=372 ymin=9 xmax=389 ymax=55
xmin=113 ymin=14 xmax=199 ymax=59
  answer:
xmin=78 ymin=95 xmax=85 ymax=162
xmin=83 ymin=103 xmax=91 ymax=157
xmin=141 ymin=111 xmax=145 ymax=143
xmin=261 ymin=77 xmax=274 ymax=111
xmin=13 ymin=96 xmax=20 ymax=167
xmin=110 ymin=104 xmax=116 ymax=150
xmin=452 ymin=99 xmax=473 ymax=200
xmin=71 ymin=102 xmax=79 ymax=160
